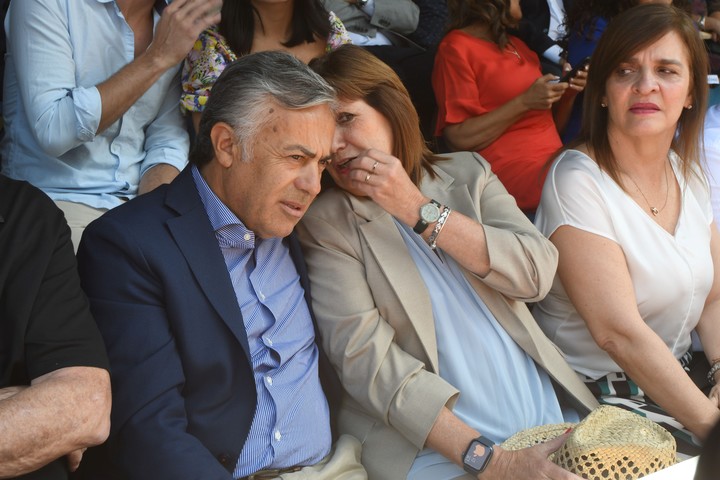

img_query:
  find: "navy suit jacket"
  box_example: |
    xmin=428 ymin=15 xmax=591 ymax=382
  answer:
xmin=77 ymin=167 xmax=335 ymax=479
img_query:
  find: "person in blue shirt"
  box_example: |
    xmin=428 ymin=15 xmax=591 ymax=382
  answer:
xmin=76 ymin=51 xmax=367 ymax=480
xmin=0 ymin=0 xmax=221 ymax=250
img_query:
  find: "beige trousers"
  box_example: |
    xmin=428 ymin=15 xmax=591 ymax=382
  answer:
xmin=246 ymin=435 xmax=367 ymax=480
xmin=55 ymin=201 xmax=107 ymax=253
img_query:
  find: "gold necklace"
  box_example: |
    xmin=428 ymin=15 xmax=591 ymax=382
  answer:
xmin=624 ymin=163 xmax=669 ymax=216
xmin=505 ymin=42 xmax=521 ymax=62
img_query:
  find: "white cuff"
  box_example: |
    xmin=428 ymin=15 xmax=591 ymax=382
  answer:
xmin=543 ymin=44 xmax=563 ymax=65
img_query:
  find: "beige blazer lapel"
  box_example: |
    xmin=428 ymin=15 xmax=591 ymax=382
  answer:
xmin=349 ymin=195 xmax=441 ymax=371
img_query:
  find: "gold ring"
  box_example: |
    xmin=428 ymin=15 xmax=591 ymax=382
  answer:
xmin=372 ymin=161 xmax=379 ymax=172
xmin=365 ymin=173 xmax=372 ymax=183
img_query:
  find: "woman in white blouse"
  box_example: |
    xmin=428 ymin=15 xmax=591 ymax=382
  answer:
xmin=533 ymin=4 xmax=720 ymax=454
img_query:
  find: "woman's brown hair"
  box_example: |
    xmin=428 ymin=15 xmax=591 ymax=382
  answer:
xmin=446 ymin=0 xmax=517 ymax=49
xmin=310 ymin=45 xmax=441 ymax=186
xmin=576 ymin=3 xmax=708 ymax=185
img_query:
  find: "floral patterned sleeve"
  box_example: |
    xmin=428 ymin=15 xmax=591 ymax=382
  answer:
xmin=181 ymin=27 xmax=238 ymax=113
xmin=326 ymin=11 xmax=353 ymax=52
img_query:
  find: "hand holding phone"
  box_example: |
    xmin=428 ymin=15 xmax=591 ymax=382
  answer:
xmin=561 ymin=57 xmax=591 ymax=84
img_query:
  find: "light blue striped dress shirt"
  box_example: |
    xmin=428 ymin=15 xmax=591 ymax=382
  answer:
xmin=191 ymin=167 xmax=331 ymax=478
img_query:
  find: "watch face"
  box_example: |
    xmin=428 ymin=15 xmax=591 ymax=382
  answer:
xmin=463 ymin=437 xmax=494 ymax=474
xmin=420 ymin=203 xmax=441 ymax=223
xmin=464 ymin=441 xmax=489 ymax=469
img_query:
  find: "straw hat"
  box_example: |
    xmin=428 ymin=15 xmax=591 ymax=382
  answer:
xmin=501 ymin=406 xmax=677 ymax=480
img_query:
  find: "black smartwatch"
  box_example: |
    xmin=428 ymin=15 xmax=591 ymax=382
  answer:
xmin=462 ymin=436 xmax=495 ymax=476
xmin=413 ymin=199 xmax=441 ymax=234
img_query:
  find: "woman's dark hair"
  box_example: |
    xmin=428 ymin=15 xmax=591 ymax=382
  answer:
xmin=220 ymin=0 xmax=331 ymax=56
xmin=310 ymin=45 xmax=442 ymax=186
xmin=446 ymin=0 xmax=517 ymax=49
xmin=562 ymin=0 xmax=691 ymax=50
xmin=574 ymin=4 xmax=708 ymax=185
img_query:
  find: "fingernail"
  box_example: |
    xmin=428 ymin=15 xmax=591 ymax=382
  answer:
xmin=564 ymin=427 xmax=573 ymax=434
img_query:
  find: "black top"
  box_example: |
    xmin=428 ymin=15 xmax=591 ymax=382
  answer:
xmin=0 ymin=175 xmax=109 ymax=479
xmin=709 ymin=0 xmax=720 ymax=15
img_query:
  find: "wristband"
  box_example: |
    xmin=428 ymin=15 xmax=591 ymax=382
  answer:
xmin=707 ymin=361 xmax=720 ymax=385
xmin=428 ymin=206 xmax=451 ymax=250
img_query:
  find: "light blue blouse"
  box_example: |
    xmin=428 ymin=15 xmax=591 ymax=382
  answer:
xmin=394 ymin=220 xmax=576 ymax=480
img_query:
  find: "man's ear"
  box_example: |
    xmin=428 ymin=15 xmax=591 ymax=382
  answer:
xmin=210 ymin=122 xmax=238 ymax=168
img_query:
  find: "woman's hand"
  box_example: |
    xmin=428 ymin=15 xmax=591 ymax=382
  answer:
xmin=552 ymin=61 xmax=588 ymax=133
xmin=561 ymin=61 xmax=589 ymax=94
xmin=520 ymin=74 xmax=569 ymax=110
xmin=710 ymin=383 xmax=720 ymax=408
xmin=488 ymin=435 xmax=583 ymax=480
xmin=344 ymin=148 xmax=427 ymax=225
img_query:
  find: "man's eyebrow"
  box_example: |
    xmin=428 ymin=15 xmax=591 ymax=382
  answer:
xmin=284 ymin=144 xmax=316 ymax=158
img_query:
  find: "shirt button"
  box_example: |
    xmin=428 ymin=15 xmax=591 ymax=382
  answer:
xmin=259 ymin=291 xmax=266 ymax=301
xmin=244 ymin=233 xmax=251 ymax=241
xmin=263 ymin=336 xmax=273 ymax=347
xmin=274 ymin=430 xmax=282 ymax=441
xmin=266 ymin=376 xmax=273 ymax=386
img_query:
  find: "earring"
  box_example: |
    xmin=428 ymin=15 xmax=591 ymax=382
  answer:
xmin=686 ymin=104 xmax=693 ymax=110
xmin=601 ymin=102 xmax=607 ymax=108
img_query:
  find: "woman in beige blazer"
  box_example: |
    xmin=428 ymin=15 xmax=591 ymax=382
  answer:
xmin=298 ymin=45 xmax=598 ymax=480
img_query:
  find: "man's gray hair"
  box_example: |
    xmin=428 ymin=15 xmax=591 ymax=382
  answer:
xmin=189 ymin=51 xmax=336 ymax=166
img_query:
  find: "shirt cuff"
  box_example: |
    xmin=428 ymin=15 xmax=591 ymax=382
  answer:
xmin=72 ymin=86 xmax=102 ymax=142
xmin=140 ymin=151 xmax=189 ymax=179
xmin=543 ymin=45 xmax=563 ymax=65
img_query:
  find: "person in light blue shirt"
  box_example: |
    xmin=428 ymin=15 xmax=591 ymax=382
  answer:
xmin=0 ymin=0 xmax=221 ymax=249
xmin=299 ymin=45 xmax=598 ymax=480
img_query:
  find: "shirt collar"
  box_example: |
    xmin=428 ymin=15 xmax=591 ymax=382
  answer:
xmin=191 ymin=165 xmax=256 ymax=250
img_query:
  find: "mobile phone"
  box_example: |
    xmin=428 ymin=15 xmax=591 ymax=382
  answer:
xmin=154 ymin=0 xmax=167 ymax=14
xmin=560 ymin=57 xmax=591 ymax=83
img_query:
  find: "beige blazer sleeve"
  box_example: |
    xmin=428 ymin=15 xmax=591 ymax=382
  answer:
xmin=431 ymin=152 xmax=558 ymax=301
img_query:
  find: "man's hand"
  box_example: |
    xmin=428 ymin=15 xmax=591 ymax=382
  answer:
xmin=147 ymin=0 xmax=223 ymax=70
xmin=66 ymin=448 xmax=87 ymax=473
xmin=0 ymin=367 xmax=110 ymax=478
xmin=0 ymin=386 xmax=27 ymax=402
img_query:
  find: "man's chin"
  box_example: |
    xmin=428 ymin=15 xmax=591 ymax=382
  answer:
xmin=255 ymin=222 xmax=297 ymax=240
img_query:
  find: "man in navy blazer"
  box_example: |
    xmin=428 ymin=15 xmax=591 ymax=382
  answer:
xmin=77 ymin=52 xmax=365 ymax=480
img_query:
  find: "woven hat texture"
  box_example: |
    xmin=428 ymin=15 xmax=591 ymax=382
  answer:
xmin=501 ymin=406 xmax=677 ymax=480
xmin=500 ymin=423 xmax=574 ymax=451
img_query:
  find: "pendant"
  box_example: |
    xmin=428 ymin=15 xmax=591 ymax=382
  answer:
xmin=651 ymin=207 xmax=659 ymax=216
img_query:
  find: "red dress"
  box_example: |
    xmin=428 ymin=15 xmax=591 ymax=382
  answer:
xmin=433 ymin=30 xmax=562 ymax=210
